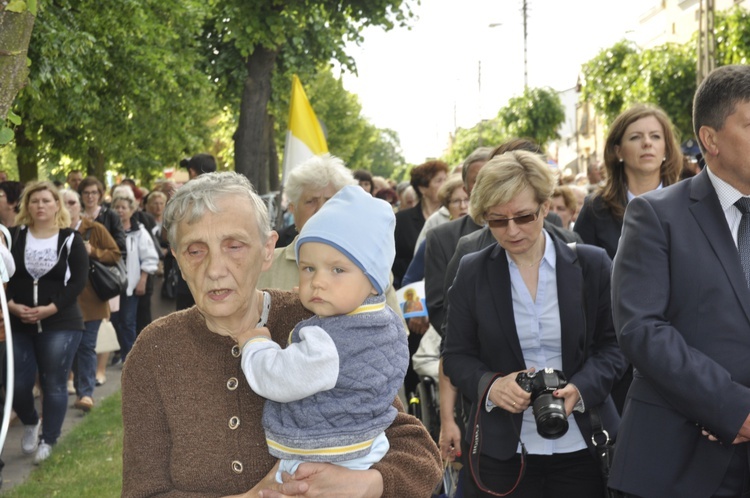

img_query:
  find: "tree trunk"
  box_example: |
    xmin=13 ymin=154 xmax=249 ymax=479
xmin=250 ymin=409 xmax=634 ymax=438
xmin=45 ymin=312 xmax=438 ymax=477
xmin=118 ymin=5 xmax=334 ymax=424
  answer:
xmin=0 ymin=8 xmax=35 ymax=121
xmin=14 ymin=124 xmax=38 ymax=182
xmin=234 ymin=46 xmax=278 ymax=195
xmin=87 ymin=146 xmax=106 ymax=181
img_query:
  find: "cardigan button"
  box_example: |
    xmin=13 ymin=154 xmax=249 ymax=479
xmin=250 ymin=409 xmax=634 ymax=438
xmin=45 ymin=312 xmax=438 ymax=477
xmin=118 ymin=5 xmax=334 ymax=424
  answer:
xmin=231 ymin=345 xmax=241 ymax=358
xmin=229 ymin=416 xmax=240 ymax=430
xmin=227 ymin=377 xmax=239 ymax=391
xmin=231 ymin=460 xmax=243 ymax=474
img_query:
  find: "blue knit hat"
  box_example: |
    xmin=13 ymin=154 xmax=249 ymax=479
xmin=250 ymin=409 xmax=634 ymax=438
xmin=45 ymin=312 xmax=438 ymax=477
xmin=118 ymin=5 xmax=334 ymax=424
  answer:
xmin=295 ymin=185 xmax=395 ymax=295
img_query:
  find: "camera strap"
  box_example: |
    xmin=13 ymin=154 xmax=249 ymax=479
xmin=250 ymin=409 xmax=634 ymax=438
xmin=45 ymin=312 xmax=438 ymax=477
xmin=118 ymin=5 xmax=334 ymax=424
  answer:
xmin=467 ymin=372 xmax=528 ymax=496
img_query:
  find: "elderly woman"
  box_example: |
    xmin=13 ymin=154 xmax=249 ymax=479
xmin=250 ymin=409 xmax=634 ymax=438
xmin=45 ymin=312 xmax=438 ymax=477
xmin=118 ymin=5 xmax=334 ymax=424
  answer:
xmin=7 ymin=182 xmax=89 ymax=464
xmin=257 ymin=154 xmax=356 ymax=291
xmin=110 ymin=189 xmax=159 ymax=362
xmin=121 ymin=172 xmax=442 ymax=497
xmin=61 ymin=189 xmax=121 ymax=412
xmin=443 ymin=151 xmax=627 ymax=497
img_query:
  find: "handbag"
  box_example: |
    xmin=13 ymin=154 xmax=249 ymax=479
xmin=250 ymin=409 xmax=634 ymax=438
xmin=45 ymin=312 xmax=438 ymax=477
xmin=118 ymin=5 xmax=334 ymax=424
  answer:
xmin=89 ymin=258 xmax=127 ymax=301
xmin=84 ymin=228 xmax=127 ymax=301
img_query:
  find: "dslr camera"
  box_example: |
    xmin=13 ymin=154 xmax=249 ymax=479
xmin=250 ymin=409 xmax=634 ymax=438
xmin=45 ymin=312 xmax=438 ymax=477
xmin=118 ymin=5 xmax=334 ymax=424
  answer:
xmin=515 ymin=368 xmax=569 ymax=439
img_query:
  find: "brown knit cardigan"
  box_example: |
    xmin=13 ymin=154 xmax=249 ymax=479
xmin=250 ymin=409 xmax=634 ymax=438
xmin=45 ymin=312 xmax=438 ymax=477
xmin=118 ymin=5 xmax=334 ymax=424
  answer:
xmin=76 ymin=217 xmax=121 ymax=321
xmin=121 ymin=289 xmax=442 ymax=497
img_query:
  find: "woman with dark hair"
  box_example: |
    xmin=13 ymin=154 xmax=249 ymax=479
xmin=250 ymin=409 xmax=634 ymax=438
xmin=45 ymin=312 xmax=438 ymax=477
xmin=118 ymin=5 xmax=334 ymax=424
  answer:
xmin=392 ymin=160 xmax=449 ymax=289
xmin=574 ymin=104 xmax=683 ymax=259
xmin=7 ymin=181 xmax=89 ymax=464
xmin=573 ymin=104 xmax=683 ymax=415
xmin=78 ymin=176 xmax=126 ymax=254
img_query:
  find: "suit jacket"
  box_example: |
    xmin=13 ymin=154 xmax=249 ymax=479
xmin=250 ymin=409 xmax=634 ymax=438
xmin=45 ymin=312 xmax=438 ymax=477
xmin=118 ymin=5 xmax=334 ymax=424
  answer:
xmin=442 ymin=234 xmax=626 ymax=461
xmin=609 ymin=171 xmax=750 ymax=497
xmin=424 ymin=216 xmax=483 ymax=332
xmin=441 ymin=222 xmax=582 ymax=336
xmin=573 ymin=194 xmax=623 ymax=259
xmin=393 ymin=203 xmax=426 ymax=289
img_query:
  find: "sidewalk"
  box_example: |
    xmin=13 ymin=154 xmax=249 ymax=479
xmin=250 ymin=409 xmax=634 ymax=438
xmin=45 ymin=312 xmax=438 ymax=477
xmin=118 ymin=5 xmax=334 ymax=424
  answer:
xmin=0 ymin=361 xmax=123 ymax=492
xmin=0 ymin=280 xmax=175 ymax=493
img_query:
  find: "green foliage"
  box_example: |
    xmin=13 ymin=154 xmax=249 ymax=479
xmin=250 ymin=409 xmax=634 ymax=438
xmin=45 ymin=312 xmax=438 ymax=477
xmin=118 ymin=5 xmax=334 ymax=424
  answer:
xmin=4 ymin=392 xmax=123 ymax=498
xmin=716 ymin=6 xmax=750 ymax=65
xmin=624 ymin=43 xmax=695 ymax=139
xmin=580 ymin=40 xmax=639 ymax=125
xmin=498 ymin=87 xmax=566 ymax=146
xmin=14 ymin=0 xmax=218 ymax=180
xmin=443 ymin=118 xmax=506 ymax=166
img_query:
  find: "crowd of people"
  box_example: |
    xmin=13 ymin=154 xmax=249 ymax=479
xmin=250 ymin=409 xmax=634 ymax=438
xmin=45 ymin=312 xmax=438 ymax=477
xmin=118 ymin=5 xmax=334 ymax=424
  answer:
xmin=0 ymin=64 xmax=749 ymax=497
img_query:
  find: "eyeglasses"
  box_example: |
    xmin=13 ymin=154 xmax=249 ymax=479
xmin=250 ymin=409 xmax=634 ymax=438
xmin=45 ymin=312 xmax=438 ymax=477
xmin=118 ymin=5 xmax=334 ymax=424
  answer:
xmin=448 ymin=198 xmax=469 ymax=206
xmin=82 ymin=191 xmax=99 ymax=197
xmin=485 ymin=205 xmax=542 ymax=228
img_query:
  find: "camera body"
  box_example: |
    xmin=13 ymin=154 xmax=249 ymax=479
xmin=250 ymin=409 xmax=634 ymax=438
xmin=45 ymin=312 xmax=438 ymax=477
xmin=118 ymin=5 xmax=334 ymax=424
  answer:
xmin=516 ymin=368 xmax=569 ymax=439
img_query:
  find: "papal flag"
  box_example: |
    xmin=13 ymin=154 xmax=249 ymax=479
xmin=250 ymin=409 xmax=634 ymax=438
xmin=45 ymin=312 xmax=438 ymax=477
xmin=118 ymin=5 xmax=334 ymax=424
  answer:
xmin=281 ymin=75 xmax=328 ymax=186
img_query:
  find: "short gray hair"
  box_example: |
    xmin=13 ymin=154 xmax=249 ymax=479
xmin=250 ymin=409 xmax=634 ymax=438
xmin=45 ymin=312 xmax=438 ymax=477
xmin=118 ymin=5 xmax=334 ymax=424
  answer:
xmin=461 ymin=147 xmax=493 ymax=186
xmin=163 ymin=172 xmax=270 ymax=247
xmin=285 ymin=154 xmax=356 ymax=205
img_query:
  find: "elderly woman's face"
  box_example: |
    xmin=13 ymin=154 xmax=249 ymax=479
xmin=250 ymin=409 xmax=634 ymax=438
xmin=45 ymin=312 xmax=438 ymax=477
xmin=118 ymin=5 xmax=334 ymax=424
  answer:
xmin=64 ymin=193 xmax=81 ymax=222
xmin=291 ymin=183 xmax=338 ymax=231
xmin=173 ymin=194 xmax=276 ymax=324
xmin=114 ymin=199 xmax=134 ymax=223
xmin=485 ymin=187 xmax=548 ymax=257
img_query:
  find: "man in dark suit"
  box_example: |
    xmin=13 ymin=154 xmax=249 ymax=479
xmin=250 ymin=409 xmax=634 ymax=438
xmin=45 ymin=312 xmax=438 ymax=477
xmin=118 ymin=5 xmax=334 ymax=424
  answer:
xmin=424 ymin=146 xmax=492 ymax=333
xmin=610 ymin=65 xmax=750 ymax=497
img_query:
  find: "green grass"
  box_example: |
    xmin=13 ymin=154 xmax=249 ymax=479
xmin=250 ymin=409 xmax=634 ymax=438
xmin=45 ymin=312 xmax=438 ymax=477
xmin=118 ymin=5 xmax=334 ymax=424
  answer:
xmin=4 ymin=391 xmax=123 ymax=497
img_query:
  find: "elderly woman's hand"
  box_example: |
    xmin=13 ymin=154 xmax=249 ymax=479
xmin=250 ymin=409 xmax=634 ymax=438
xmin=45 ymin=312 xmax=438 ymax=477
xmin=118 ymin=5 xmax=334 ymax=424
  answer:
xmin=406 ymin=316 xmax=429 ymax=335
xmin=259 ymin=463 xmax=383 ymax=498
xmin=487 ymin=369 xmax=533 ymax=414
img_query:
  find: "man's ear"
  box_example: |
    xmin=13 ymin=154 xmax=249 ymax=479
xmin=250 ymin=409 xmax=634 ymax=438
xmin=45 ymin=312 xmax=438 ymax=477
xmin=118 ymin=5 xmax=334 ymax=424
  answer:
xmin=699 ymin=126 xmax=719 ymax=157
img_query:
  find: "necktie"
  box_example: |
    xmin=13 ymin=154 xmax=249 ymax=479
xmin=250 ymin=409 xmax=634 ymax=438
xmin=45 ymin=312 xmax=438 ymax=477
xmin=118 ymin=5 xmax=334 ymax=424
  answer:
xmin=735 ymin=197 xmax=750 ymax=288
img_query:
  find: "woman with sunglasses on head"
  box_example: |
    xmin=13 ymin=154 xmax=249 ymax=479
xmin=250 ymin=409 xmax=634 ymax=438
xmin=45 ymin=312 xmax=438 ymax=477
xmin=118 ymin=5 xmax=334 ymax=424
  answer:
xmin=442 ymin=151 xmax=627 ymax=497
xmin=60 ymin=189 xmax=121 ymax=412
xmin=6 ymin=182 xmax=89 ymax=464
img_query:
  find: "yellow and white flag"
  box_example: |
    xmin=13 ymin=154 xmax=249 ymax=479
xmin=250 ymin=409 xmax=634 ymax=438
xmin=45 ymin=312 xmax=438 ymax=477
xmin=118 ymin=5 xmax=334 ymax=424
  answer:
xmin=281 ymin=75 xmax=328 ymax=186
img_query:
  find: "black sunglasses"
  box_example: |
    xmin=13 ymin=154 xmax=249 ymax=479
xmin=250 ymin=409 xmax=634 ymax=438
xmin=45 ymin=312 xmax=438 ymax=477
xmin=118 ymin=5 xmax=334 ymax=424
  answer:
xmin=485 ymin=205 xmax=541 ymax=228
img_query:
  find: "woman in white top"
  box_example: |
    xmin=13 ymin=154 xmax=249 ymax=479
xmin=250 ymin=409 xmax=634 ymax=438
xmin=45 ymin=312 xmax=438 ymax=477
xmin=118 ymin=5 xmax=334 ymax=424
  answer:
xmin=110 ymin=190 xmax=158 ymax=363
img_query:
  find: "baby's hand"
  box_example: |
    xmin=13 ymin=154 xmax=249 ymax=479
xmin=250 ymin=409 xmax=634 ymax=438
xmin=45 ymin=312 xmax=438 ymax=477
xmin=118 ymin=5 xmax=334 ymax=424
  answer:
xmin=235 ymin=326 xmax=272 ymax=347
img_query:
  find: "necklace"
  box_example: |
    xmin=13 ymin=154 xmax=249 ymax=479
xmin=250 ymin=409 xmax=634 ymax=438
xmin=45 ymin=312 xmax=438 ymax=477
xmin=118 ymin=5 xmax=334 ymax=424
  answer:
xmin=512 ymin=255 xmax=543 ymax=268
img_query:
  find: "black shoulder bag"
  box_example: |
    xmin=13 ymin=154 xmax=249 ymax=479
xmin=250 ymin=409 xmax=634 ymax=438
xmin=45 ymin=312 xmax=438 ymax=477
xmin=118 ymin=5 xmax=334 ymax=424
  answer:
xmin=85 ymin=228 xmax=127 ymax=301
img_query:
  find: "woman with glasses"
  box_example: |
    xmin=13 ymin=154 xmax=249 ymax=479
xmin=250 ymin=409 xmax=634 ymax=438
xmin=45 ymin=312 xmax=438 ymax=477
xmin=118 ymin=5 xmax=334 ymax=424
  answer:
xmin=78 ymin=176 xmax=126 ymax=254
xmin=6 ymin=182 xmax=89 ymax=464
xmin=60 ymin=189 xmax=121 ymax=412
xmin=442 ymin=151 xmax=627 ymax=497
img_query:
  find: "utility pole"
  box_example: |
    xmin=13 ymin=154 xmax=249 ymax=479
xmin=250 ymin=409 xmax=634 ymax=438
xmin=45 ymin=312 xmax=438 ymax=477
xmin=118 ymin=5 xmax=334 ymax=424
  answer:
xmin=522 ymin=0 xmax=528 ymax=90
xmin=697 ymin=0 xmax=715 ymax=85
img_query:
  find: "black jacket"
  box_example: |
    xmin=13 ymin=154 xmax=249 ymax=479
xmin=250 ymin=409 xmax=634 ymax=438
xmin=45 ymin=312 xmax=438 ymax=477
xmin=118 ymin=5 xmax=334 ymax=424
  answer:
xmin=8 ymin=226 xmax=88 ymax=333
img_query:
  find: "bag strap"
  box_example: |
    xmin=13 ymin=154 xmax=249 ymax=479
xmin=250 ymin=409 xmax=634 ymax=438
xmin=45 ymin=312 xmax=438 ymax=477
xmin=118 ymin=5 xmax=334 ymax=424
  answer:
xmin=466 ymin=372 xmax=527 ymax=497
xmin=83 ymin=227 xmax=93 ymax=242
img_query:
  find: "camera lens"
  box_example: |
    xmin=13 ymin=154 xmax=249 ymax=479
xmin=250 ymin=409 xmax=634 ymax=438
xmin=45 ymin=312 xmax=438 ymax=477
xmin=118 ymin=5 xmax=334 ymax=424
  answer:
xmin=532 ymin=394 xmax=569 ymax=439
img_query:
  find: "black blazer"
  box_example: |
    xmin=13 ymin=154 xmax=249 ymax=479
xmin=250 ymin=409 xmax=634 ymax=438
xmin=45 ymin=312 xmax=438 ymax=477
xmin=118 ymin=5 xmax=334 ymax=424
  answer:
xmin=392 ymin=203 xmax=425 ymax=288
xmin=424 ymin=216 xmax=483 ymax=332
xmin=443 ymin=234 xmax=626 ymax=460
xmin=573 ymin=194 xmax=624 ymax=260
xmin=610 ymin=171 xmax=750 ymax=497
